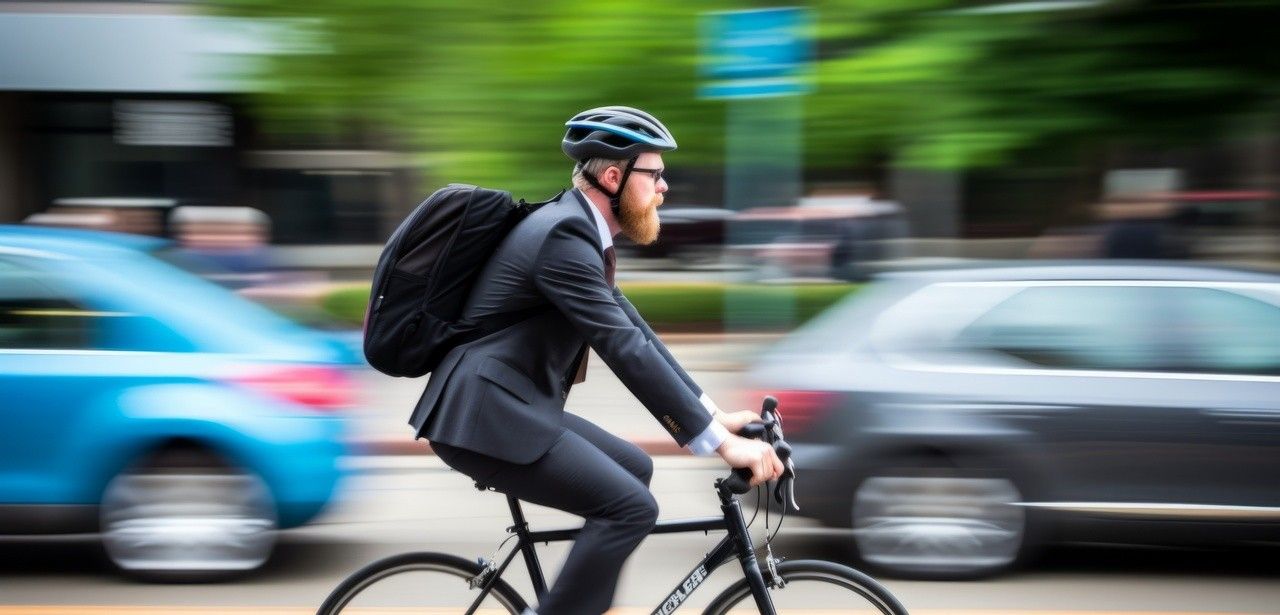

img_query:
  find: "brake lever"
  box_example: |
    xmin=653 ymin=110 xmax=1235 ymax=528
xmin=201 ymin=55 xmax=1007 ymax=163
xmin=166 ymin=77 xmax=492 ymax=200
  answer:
xmin=758 ymin=398 xmax=800 ymax=511
xmin=767 ymin=462 xmax=799 ymax=510
xmin=785 ymin=467 xmax=800 ymax=512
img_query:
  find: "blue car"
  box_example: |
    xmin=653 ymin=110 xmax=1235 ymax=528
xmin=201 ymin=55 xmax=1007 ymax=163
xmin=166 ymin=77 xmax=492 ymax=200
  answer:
xmin=0 ymin=225 xmax=356 ymax=580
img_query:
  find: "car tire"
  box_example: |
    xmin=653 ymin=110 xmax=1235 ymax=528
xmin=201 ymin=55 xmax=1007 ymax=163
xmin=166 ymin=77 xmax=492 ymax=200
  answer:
xmin=99 ymin=447 xmax=278 ymax=582
xmin=850 ymin=457 xmax=1027 ymax=580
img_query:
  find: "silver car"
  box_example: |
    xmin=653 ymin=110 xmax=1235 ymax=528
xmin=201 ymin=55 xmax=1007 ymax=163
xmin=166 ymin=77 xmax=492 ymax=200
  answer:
xmin=744 ymin=263 xmax=1280 ymax=578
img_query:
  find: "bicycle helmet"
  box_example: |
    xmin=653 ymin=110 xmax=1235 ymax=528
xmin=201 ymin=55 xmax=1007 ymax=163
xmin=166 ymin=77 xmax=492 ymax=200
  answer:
xmin=562 ymin=106 xmax=677 ymax=213
xmin=562 ymin=106 xmax=677 ymax=161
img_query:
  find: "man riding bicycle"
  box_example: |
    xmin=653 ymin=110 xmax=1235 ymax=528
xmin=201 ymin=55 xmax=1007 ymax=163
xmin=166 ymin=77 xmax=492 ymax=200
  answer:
xmin=409 ymin=106 xmax=785 ymax=615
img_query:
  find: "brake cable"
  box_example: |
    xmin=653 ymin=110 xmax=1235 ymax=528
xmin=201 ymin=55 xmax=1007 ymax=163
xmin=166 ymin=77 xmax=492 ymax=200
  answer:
xmin=746 ymin=484 xmax=762 ymax=530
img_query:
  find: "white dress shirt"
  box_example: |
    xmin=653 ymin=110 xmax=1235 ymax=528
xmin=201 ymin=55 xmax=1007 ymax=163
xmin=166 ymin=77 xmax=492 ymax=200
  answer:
xmin=584 ymin=199 xmax=729 ymax=456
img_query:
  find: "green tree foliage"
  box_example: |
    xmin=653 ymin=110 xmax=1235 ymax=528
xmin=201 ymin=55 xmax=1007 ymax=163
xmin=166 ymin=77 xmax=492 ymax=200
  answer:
xmin=810 ymin=0 xmax=1280 ymax=170
xmin=215 ymin=0 xmax=735 ymax=196
xmin=215 ymin=0 xmax=1280 ymax=194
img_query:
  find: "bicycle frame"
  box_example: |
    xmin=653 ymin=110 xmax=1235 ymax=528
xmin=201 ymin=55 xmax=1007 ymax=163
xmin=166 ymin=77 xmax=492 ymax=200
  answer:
xmin=468 ymin=479 xmax=777 ymax=615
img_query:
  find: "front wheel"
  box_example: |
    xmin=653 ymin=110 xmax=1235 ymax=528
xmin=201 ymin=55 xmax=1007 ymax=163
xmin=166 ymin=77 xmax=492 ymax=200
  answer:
xmin=316 ymin=552 xmax=528 ymax=614
xmin=703 ymin=559 xmax=907 ymax=615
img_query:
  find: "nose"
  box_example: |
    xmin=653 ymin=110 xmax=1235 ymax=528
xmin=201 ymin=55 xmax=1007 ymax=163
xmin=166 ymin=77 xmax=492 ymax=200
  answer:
xmin=656 ymin=177 xmax=668 ymax=194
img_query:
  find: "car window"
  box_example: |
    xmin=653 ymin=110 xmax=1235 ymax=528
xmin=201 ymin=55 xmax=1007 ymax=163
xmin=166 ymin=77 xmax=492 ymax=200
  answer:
xmin=0 ymin=255 xmax=198 ymax=353
xmin=1170 ymin=287 xmax=1280 ymax=376
xmin=0 ymin=259 xmax=97 ymax=350
xmin=956 ymin=285 xmax=1166 ymax=372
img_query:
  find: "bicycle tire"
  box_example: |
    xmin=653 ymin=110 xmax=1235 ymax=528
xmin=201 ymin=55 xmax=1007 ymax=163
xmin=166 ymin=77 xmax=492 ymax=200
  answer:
xmin=316 ymin=551 xmax=529 ymax=615
xmin=702 ymin=559 xmax=908 ymax=615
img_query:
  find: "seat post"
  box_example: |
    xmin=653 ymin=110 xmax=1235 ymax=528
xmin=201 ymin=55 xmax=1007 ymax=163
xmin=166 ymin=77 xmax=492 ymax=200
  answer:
xmin=505 ymin=495 xmax=529 ymax=532
xmin=505 ymin=495 xmax=550 ymax=596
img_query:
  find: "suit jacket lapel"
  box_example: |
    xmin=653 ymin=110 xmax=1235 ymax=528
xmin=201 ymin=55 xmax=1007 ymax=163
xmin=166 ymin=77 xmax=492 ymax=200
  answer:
xmin=565 ymin=189 xmax=603 ymax=386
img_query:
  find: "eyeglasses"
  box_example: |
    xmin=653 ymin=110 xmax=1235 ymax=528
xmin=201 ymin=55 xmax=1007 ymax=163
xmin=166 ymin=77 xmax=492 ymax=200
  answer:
xmin=630 ymin=167 xmax=665 ymax=184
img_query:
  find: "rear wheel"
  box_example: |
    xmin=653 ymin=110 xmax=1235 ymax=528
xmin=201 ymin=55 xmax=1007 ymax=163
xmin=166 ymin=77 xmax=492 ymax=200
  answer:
xmin=703 ymin=559 xmax=907 ymax=614
xmin=100 ymin=447 xmax=277 ymax=581
xmin=317 ymin=552 xmax=528 ymax=614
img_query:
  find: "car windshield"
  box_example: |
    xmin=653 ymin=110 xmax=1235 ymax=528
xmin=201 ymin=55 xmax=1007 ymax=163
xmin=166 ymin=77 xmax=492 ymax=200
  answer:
xmin=92 ymin=247 xmax=314 ymax=355
xmin=766 ymin=279 xmax=917 ymax=355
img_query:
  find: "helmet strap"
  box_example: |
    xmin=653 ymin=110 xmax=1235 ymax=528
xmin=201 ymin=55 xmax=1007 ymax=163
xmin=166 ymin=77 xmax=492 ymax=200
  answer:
xmin=578 ymin=157 xmax=638 ymax=217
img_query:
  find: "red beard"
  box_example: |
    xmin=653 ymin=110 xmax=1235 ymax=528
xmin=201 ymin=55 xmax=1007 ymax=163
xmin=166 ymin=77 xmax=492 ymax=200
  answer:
xmin=619 ymin=193 xmax=662 ymax=245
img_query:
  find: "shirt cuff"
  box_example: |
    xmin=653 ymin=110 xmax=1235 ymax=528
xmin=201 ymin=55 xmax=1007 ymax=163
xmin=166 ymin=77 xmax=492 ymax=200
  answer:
xmin=699 ymin=392 xmax=722 ymax=416
xmin=685 ymin=419 xmax=730 ymax=457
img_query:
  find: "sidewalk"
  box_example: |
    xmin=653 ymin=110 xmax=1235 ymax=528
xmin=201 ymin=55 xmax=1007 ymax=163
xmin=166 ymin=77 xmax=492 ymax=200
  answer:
xmin=345 ymin=335 xmax=781 ymax=457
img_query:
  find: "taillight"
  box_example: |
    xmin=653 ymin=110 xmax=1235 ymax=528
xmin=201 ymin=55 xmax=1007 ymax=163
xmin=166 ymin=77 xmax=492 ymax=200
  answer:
xmin=744 ymin=389 xmax=838 ymax=435
xmin=229 ymin=365 xmax=356 ymax=411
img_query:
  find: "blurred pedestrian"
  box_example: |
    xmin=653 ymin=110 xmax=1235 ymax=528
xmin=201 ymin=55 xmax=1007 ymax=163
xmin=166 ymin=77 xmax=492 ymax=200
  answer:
xmin=171 ymin=205 xmax=275 ymax=288
xmin=1096 ymin=195 xmax=1188 ymax=259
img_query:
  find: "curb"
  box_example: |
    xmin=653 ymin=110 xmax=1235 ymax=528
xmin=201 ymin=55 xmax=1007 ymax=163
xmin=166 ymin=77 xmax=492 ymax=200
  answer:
xmin=352 ymin=437 xmax=687 ymax=457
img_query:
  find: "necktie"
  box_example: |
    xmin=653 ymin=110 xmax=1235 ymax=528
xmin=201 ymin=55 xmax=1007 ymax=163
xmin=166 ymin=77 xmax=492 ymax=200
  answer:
xmin=604 ymin=245 xmax=617 ymax=287
xmin=571 ymin=246 xmax=616 ymax=385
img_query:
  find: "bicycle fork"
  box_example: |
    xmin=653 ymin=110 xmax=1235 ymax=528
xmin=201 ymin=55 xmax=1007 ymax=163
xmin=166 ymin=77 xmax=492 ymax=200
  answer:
xmin=720 ymin=488 xmax=778 ymax=615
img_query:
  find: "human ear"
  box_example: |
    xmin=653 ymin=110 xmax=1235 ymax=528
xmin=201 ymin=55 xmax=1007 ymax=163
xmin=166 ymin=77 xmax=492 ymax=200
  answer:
xmin=603 ymin=165 xmax=623 ymax=192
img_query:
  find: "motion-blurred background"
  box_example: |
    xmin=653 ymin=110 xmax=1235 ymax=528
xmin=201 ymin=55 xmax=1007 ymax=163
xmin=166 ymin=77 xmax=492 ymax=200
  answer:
xmin=2 ymin=1 xmax=1279 ymax=613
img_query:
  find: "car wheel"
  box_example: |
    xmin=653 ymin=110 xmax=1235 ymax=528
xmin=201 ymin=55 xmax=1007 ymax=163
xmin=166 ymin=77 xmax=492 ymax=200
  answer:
xmin=851 ymin=463 xmax=1025 ymax=579
xmin=100 ymin=450 xmax=277 ymax=581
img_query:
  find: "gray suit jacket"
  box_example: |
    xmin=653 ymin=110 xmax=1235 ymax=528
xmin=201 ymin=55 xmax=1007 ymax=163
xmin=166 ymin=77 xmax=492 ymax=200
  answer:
xmin=409 ymin=189 xmax=713 ymax=464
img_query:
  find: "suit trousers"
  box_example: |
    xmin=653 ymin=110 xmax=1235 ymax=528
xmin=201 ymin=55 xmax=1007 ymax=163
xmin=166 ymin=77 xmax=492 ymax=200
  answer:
xmin=430 ymin=413 xmax=658 ymax=615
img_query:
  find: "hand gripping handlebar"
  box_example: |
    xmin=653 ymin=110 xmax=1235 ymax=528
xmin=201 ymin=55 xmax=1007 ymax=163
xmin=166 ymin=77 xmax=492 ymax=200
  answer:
xmin=720 ymin=396 xmax=800 ymax=512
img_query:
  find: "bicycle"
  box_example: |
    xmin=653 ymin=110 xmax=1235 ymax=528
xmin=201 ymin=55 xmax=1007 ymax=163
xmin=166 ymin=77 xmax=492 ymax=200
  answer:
xmin=317 ymin=396 xmax=908 ymax=614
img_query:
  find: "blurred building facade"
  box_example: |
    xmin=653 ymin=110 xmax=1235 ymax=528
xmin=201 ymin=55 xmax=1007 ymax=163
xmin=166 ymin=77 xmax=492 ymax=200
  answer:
xmin=1 ymin=2 xmax=1276 ymax=270
xmin=0 ymin=1 xmax=421 ymax=250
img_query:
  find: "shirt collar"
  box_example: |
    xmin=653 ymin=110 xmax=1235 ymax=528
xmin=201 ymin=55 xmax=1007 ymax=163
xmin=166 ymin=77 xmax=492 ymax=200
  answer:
xmin=580 ymin=189 xmax=614 ymax=251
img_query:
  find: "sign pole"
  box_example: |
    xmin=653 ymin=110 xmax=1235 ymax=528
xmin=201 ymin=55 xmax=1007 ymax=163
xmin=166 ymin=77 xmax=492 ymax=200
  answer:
xmin=700 ymin=8 xmax=812 ymax=331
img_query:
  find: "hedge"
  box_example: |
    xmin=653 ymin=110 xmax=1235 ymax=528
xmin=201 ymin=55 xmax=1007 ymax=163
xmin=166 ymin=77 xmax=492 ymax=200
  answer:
xmin=320 ymin=282 xmax=862 ymax=331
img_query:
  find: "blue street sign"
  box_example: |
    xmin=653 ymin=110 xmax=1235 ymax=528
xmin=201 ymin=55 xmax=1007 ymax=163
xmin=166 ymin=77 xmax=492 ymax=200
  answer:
xmin=700 ymin=7 xmax=812 ymax=99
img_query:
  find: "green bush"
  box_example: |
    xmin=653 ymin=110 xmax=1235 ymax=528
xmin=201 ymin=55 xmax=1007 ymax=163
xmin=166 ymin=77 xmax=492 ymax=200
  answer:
xmin=622 ymin=283 xmax=861 ymax=330
xmin=321 ymin=283 xmax=373 ymax=326
xmin=320 ymin=282 xmax=862 ymax=331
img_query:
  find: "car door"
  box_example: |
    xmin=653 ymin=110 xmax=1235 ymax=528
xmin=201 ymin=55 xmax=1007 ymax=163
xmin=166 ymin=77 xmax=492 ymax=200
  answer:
xmin=1160 ymin=284 xmax=1280 ymax=509
xmin=0 ymin=252 xmax=128 ymax=511
xmin=950 ymin=282 xmax=1219 ymax=507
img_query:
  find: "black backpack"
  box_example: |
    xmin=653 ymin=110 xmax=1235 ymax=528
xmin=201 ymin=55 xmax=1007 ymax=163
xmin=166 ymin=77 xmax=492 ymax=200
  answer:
xmin=362 ymin=184 xmax=561 ymax=377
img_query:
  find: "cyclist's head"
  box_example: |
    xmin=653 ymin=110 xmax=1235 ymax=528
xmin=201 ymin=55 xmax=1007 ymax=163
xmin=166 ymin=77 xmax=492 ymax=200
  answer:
xmin=564 ymin=106 xmax=675 ymax=222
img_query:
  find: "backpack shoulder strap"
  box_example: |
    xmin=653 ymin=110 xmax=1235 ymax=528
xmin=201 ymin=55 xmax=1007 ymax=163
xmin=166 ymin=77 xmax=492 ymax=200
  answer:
xmin=455 ymin=188 xmax=567 ymax=342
